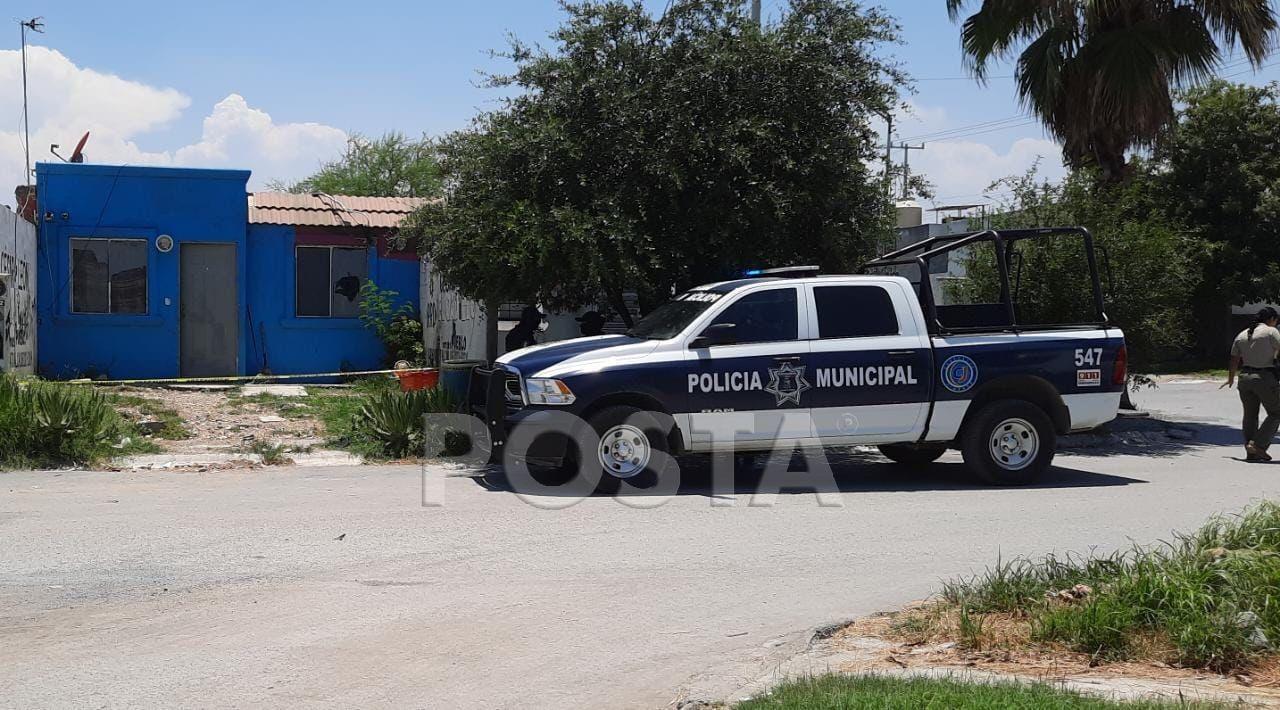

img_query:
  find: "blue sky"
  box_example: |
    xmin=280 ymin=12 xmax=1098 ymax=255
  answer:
xmin=4 ymin=1 xmax=1279 ymax=207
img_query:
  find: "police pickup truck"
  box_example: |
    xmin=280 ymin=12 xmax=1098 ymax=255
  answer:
xmin=471 ymin=228 xmax=1126 ymax=487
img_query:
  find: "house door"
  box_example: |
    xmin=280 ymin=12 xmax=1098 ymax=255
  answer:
xmin=180 ymin=243 xmax=238 ymax=377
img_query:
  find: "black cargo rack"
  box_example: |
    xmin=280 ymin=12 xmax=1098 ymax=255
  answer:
xmin=861 ymin=226 xmax=1108 ymax=335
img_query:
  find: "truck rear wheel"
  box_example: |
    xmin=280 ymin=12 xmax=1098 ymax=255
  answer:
xmin=877 ymin=444 xmax=947 ymax=466
xmin=961 ymin=399 xmax=1056 ymax=486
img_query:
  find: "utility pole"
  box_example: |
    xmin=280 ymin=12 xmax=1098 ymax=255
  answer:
xmin=883 ymin=113 xmax=893 ymax=194
xmin=881 ymin=112 xmax=926 ymax=200
xmin=898 ymin=142 xmax=925 ymax=200
xmin=751 ymin=0 xmax=761 ymax=26
xmin=18 ymin=17 xmax=44 ymax=197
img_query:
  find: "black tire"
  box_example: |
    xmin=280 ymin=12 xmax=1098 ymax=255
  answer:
xmin=585 ymin=405 xmax=677 ymax=491
xmin=961 ymin=399 xmax=1057 ymax=485
xmin=878 ymin=443 xmax=947 ymax=466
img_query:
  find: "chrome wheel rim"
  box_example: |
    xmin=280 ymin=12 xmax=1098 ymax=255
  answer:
xmin=599 ymin=424 xmax=651 ymax=478
xmin=989 ymin=418 xmax=1039 ymax=471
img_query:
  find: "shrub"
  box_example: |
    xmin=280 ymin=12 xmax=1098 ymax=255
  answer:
xmin=353 ymin=387 xmax=465 ymax=459
xmin=358 ymin=281 xmax=426 ymax=366
xmin=0 ymin=375 xmax=143 ymax=468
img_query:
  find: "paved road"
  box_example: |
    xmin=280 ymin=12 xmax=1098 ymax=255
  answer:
xmin=2 ymin=381 xmax=1277 ymax=709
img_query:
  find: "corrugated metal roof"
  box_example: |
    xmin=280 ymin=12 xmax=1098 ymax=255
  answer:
xmin=247 ymin=192 xmax=431 ymax=228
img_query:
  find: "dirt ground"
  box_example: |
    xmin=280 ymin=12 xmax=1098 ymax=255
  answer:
xmin=108 ymin=384 xmax=360 ymax=468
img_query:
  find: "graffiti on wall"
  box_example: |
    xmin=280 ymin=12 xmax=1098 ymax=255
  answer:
xmin=420 ymin=260 xmax=487 ymax=366
xmin=1 ymin=206 xmax=36 ymax=374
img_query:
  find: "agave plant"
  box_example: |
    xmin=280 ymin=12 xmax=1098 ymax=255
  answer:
xmin=30 ymin=384 xmax=117 ymax=458
xmin=354 ymin=387 xmax=459 ymax=459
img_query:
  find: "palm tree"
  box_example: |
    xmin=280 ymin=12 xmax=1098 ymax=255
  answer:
xmin=946 ymin=0 xmax=1277 ymax=181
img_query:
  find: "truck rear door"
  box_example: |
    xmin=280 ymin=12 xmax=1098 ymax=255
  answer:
xmin=803 ymin=279 xmax=934 ymax=443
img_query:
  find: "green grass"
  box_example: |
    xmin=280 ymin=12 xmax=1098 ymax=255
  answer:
xmin=935 ymin=501 xmax=1280 ymax=672
xmin=247 ymin=439 xmax=291 ymax=465
xmin=226 ymin=378 xmax=398 ymax=459
xmin=736 ymin=674 xmax=1224 ymax=709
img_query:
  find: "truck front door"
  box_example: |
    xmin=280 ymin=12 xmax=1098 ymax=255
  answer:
xmin=683 ymin=284 xmax=813 ymax=448
xmin=803 ymin=281 xmax=933 ymax=443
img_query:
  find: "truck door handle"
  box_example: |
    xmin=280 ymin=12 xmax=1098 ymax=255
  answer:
xmin=773 ymin=356 xmax=802 ymax=363
xmin=887 ymin=350 xmax=916 ymax=358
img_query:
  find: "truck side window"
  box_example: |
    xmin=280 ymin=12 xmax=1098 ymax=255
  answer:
xmin=814 ymin=285 xmax=899 ymax=338
xmin=710 ymin=288 xmax=797 ymax=344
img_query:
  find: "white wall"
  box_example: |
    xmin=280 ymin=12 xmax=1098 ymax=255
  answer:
xmin=421 ymin=259 xmax=488 ymax=366
xmin=1 ymin=205 xmax=36 ymax=374
xmin=419 ymin=258 xmax=630 ymax=365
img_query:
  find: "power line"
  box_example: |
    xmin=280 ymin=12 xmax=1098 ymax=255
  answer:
xmin=927 ymin=121 xmax=1040 ymax=143
xmin=899 ymin=115 xmax=1030 ymax=142
xmin=1221 ymin=60 xmax=1280 ymax=79
xmin=914 ymin=74 xmax=1014 ymax=81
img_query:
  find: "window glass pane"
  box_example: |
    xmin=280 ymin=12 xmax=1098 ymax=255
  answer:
xmin=109 ymin=240 xmax=148 ymax=314
xmin=296 ymin=247 xmax=331 ymax=317
xmin=710 ymin=288 xmax=798 ymax=343
xmin=330 ymin=247 xmax=367 ymax=318
xmin=814 ymin=286 xmax=899 ymax=338
xmin=71 ymin=239 xmax=109 ymax=313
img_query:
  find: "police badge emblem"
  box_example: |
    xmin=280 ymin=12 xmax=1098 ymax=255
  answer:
xmin=764 ymin=362 xmax=812 ymax=406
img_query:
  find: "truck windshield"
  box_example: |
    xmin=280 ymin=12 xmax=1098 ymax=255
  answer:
xmin=627 ymin=291 xmax=724 ymax=340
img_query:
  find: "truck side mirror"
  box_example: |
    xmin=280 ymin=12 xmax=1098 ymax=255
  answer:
xmin=691 ymin=322 xmax=737 ymax=349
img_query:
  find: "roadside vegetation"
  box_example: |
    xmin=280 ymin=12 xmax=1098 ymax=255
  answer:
xmin=231 ymin=378 xmax=463 ymax=461
xmin=0 ymin=375 xmax=160 ymax=469
xmin=885 ymin=501 xmax=1280 ymax=675
xmin=736 ymin=674 xmax=1224 ymax=709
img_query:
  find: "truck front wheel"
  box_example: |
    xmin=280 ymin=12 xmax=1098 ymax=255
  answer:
xmin=961 ymin=399 xmax=1056 ymax=485
xmin=587 ymin=405 xmax=677 ymax=491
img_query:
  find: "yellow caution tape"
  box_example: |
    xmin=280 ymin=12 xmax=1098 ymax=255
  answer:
xmin=68 ymin=367 xmax=437 ymax=387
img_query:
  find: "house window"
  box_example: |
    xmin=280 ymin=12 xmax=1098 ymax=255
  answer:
xmin=70 ymin=238 xmax=148 ymax=314
xmin=296 ymin=246 xmax=368 ymax=317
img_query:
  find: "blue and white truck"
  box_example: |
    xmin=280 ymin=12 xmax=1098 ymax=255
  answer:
xmin=470 ymin=228 xmax=1126 ymax=487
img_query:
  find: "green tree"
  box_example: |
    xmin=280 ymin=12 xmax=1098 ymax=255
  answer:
xmin=1159 ymin=80 xmax=1280 ymax=357
xmin=286 ymin=132 xmax=442 ymax=197
xmin=404 ymin=0 xmax=906 ymax=357
xmin=946 ymin=0 xmax=1277 ymax=181
xmin=953 ymin=163 xmax=1197 ymax=378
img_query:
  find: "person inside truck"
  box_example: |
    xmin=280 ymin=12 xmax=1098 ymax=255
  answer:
xmin=1223 ymin=306 xmax=1280 ymax=462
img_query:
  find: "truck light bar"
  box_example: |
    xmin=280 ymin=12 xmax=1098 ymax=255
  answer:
xmin=743 ymin=265 xmax=821 ymax=278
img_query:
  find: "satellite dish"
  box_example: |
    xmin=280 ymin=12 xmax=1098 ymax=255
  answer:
xmin=69 ymin=132 xmax=90 ymax=163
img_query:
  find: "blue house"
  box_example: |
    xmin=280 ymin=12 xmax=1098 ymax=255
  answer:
xmin=34 ymin=162 xmax=423 ymax=380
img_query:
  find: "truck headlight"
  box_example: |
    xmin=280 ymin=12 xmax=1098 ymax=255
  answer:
xmin=525 ymin=378 xmax=576 ymax=406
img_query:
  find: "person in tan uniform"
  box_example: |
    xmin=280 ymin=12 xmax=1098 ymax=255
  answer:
xmin=1223 ymin=306 xmax=1280 ymax=461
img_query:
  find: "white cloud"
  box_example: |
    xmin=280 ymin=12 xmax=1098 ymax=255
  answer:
xmin=914 ymin=137 xmax=1068 ymax=206
xmin=172 ymin=94 xmax=347 ymax=178
xmin=0 ymin=46 xmax=347 ymax=202
xmin=886 ymin=102 xmax=1069 ymax=209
